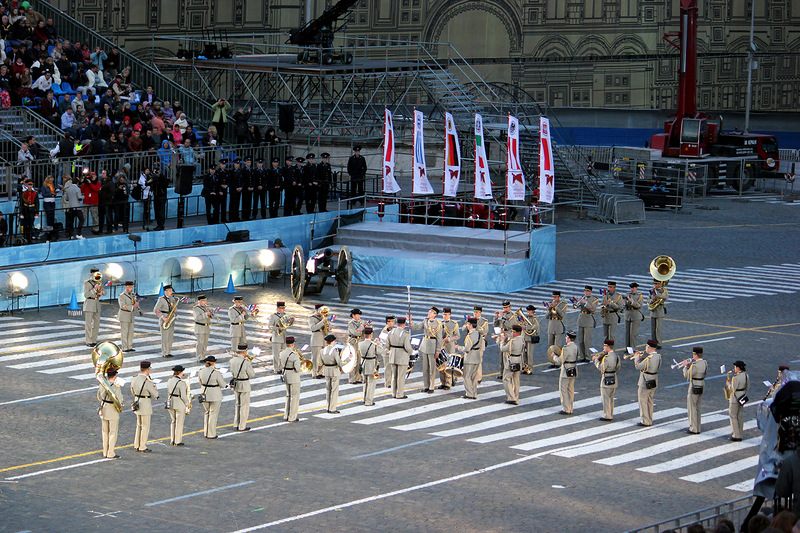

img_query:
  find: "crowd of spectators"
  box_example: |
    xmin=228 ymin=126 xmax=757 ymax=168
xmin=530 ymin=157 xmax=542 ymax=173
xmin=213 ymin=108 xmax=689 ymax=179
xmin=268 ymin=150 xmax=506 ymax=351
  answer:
xmin=657 ymin=508 xmax=800 ymax=533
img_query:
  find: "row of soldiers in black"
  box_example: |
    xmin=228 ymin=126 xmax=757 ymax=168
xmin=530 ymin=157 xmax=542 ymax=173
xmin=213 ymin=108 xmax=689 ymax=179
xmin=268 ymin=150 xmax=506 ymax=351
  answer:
xmin=200 ymin=152 xmax=334 ymax=224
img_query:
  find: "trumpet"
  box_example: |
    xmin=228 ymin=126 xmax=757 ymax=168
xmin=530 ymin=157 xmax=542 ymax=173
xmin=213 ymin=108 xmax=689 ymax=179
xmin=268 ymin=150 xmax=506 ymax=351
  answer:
xmin=571 ymin=296 xmax=587 ymax=309
xmin=623 ymin=350 xmax=643 ymax=360
xmin=207 ymin=308 xmax=221 ymax=322
xmin=671 ymin=358 xmax=692 ymax=370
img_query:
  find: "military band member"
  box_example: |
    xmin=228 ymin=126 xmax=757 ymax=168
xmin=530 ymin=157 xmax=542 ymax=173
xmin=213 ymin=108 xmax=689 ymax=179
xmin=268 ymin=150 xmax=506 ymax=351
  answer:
xmin=460 ymin=317 xmax=482 ymax=399
xmin=727 ymin=360 xmax=749 ymax=441
xmin=228 ymin=295 xmax=252 ymax=351
xmin=522 ymin=305 xmax=540 ymax=374
xmin=593 ymin=339 xmax=620 ymax=421
xmin=601 ymin=281 xmax=623 ymax=342
xmin=467 ymin=306 xmax=489 ymax=383
xmin=633 ymin=340 xmax=662 ymax=427
xmin=308 ymin=304 xmax=329 ymax=378
xmin=268 ymin=301 xmax=292 ymax=373
xmin=130 ymin=361 xmax=159 ymax=452
xmin=381 ymin=315 xmax=396 ymax=389
xmin=546 ymin=291 xmax=568 ymax=350
xmin=98 ymin=368 xmax=122 ymax=459
xmin=499 ymin=325 xmax=524 ymax=405
xmin=558 ymin=331 xmax=579 ymax=414
xmin=494 ymin=300 xmax=517 ymax=378
xmin=166 ymin=364 xmax=189 ymax=446
xmin=410 ymin=306 xmax=443 ymax=394
xmin=648 ymin=279 xmax=669 ymax=348
xmin=198 ymin=356 xmax=226 ymax=438
xmin=438 ymin=308 xmax=459 ymax=389
xmin=153 ymin=284 xmax=177 ymax=358
xmin=83 ymin=268 xmax=105 ymax=346
xmin=388 ymin=317 xmax=413 ymax=399
xmin=117 ymin=281 xmax=138 ymax=352
xmin=320 ymin=334 xmax=342 ymax=413
xmin=347 ymin=308 xmax=366 ymax=384
xmin=575 ymin=285 xmax=598 ymax=362
xmin=359 ymin=327 xmax=384 ymax=406
xmin=624 ymin=282 xmax=645 ymax=349
xmin=683 ymin=347 xmax=707 ymax=434
xmin=280 ymin=336 xmax=302 ymax=422
xmin=193 ymin=295 xmax=212 ymax=362
xmin=230 ymin=344 xmax=255 ymax=431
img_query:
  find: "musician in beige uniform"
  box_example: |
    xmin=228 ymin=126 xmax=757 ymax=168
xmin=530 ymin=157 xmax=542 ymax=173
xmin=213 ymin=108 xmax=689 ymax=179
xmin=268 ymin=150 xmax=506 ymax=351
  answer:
xmin=83 ymin=268 xmax=105 ymax=346
xmin=727 ymin=360 xmax=750 ymax=441
xmin=409 ymin=306 xmax=443 ymax=394
xmin=98 ymin=369 xmax=123 ymax=458
xmin=633 ymin=340 xmax=662 ymax=427
xmin=320 ymin=334 xmax=343 ymax=413
xmin=193 ymin=295 xmax=212 ymax=362
xmin=153 ymin=285 xmax=177 ymax=358
xmin=347 ymin=308 xmax=365 ymax=384
xmin=381 ymin=315 xmax=396 ymax=389
xmin=601 ymin=281 xmax=623 ymax=342
xmin=624 ymin=282 xmax=645 ymax=349
xmin=230 ymin=344 xmax=255 ymax=431
xmin=308 ymin=304 xmax=329 ymax=379
xmin=465 ymin=306 xmax=489 ymax=382
xmin=117 ymin=281 xmax=138 ymax=352
xmin=648 ymin=279 xmax=669 ymax=348
xmin=166 ymin=365 xmax=189 ymax=446
xmin=130 ymin=361 xmax=159 ymax=452
xmin=388 ymin=317 xmax=413 ymax=399
xmin=499 ymin=325 xmax=524 ymax=404
xmin=546 ymin=291 xmax=568 ymax=350
xmin=198 ymin=355 xmax=226 ymax=438
xmin=268 ymin=301 xmax=292 ymax=374
xmin=557 ymin=331 xmax=579 ymax=414
xmin=494 ymin=300 xmax=516 ymax=378
xmin=359 ymin=327 xmax=384 ymax=406
xmin=438 ymin=308 xmax=459 ymax=389
xmin=682 ymin=347 xmax=707 ymax=434
xmin=522 ymin=305 xmax=540 ymax=374
xmin=575 ymin=285 xmax=599 ymax=362
xmin=280 ymin=336 xmax=302 ymax=422
xmin=228 ymin=296 xmax=252 ymax=351
xmin=593 ymin=339 xmax=620 ymax=421
xmin=460 ymin=317 xmax=482 ymax=399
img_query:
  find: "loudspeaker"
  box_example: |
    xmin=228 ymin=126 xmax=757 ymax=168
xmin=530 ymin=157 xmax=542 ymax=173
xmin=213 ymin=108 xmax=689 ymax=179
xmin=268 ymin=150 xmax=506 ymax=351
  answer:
xmin=226 ymin=230 xmax=250 ymax=242
xmin=279 ymin=104 xmax=295 ymax=133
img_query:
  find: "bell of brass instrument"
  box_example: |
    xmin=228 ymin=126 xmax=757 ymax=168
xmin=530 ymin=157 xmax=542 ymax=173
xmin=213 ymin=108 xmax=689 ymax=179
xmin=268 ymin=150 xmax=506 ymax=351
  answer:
xmin=671 ymin=358 xmax=692 ymax=370
xmin=278 ymin=315 xmax=295 ymax=333
xmin=514 ymin=308 xmax=535 ymax=328
xmin=93 ymin=271 xmax=102 ymax=281
xmin=650 ymin=255 xmax=676 ymax=286
xmin=92 ymin=341 xmax=124 ymax=413
xmin=297 ymin=350 xmax=313 ymax=374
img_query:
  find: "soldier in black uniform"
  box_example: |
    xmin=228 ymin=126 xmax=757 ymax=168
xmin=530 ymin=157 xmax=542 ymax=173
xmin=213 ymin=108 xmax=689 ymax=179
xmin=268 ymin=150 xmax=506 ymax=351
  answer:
xmin=293 ymin=157 xmax=305 ymax=215
xmin=151 ymin=166 xmax=170 ymax=231
xmin=282 ymin=155 xmax=295 ymax=217
xmin=241 ymin=156 xmax=253 ymax=220
xmin=317 ymin=152 xmax=332 ymax=213
xmin=217 ymin=158 xmax=229 ymax=223
xmin=201 ymin=166 xmax=218 ymax=224
xmin=303 ymin=153 xmax=318 ymax=214
xmin=347 ymin=145 xmax=367 ymax=206
xmin=252 ymin=158 xmax=267 ymax=219
xmin=228 ymin=159 xmax=243 ymax=222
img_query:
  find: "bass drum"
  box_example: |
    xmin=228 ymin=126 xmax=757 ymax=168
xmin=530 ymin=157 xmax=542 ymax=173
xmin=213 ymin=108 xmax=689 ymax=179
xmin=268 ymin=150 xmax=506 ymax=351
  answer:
xmin=435 ymin=349 xmax=449 ymax=371
xmin=446 ymin=354 xmax=464 ymax=377
xmin=340 ymin=344 xmax=357 ymax=374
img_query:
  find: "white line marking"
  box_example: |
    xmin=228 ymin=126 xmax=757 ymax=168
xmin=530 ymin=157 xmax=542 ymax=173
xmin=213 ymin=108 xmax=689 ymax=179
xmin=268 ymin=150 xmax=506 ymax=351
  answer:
xmin=145 ymin=481 xmax=255 ymax=506
xmin=5 ymin=458 xmax=110 ymax=480
xmin=0 ymin=386 xmax=98 ymax=406
xmin=680 ymin=455 xmax=760 ymax=483
xmin=638 ymin=436 xmax=760 ymax=474
xmin=670 ymin=337 xmax=736 ymax=348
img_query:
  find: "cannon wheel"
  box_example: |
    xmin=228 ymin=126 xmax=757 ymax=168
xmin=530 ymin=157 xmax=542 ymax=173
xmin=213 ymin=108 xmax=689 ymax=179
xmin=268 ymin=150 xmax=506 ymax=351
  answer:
xmin=290 ymin=245 xmax=306 ymax=304
xmin=336 ymin=246 xmax=353 ymax=303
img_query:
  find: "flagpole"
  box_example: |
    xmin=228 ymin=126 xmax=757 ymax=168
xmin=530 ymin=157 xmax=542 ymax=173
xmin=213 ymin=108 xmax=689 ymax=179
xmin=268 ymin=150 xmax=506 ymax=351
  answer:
xmin=441 ymin=111 xmax=446 ymax=227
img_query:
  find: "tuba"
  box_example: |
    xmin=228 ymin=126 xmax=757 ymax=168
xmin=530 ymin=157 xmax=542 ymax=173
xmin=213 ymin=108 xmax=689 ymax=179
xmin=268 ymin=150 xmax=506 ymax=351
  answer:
xmin=648 ymin=255 xmax=676 ymax=311
xmin=92 ymin=341 xmax=124 ymax=413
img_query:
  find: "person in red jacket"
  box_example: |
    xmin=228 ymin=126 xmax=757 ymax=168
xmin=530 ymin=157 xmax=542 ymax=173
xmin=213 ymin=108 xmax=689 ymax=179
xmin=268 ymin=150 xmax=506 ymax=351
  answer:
xmin=80 ymin=171 xmax=101 ymax=234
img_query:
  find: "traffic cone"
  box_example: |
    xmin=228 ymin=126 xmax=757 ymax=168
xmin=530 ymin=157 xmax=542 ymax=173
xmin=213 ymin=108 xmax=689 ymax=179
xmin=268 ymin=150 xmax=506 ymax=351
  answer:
xmin=224 ymin=274 xmax=237 ymax=294
xmin=157 ymin=282 xmax=165 ymax=297
xmin=67 ymin=289 xmax=82 ymax=316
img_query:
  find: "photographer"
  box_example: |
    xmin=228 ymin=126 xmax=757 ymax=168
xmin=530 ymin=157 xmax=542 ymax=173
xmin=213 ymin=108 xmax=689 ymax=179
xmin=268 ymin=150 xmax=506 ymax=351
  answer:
xmin=150 ymin=166 xmax=169 ymax=231
xmin=80 ymin=171 xmax=101 ymax=234
xmin=98 ymin=170 xmax=115 ymax=234
xmin=112 ymin=174 xmax=130 ymax=233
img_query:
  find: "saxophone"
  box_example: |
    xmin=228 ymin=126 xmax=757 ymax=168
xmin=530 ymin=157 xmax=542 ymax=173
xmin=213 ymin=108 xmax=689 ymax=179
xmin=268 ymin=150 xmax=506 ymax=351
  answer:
xmin=161 ymin=296 xmax=179 ymax=330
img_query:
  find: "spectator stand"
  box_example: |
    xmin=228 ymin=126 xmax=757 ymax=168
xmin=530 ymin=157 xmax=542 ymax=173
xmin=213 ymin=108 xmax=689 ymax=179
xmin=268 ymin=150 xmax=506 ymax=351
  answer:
xmin=624 ymin=495 xmax=759 ymax=533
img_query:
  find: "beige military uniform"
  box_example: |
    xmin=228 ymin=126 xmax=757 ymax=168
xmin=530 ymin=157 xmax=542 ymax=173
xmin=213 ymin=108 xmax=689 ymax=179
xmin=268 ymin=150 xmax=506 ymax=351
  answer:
xmin=347 ymin=319 xmax=365 ymax=383
xmin=228 ymin=305 xmax=251 ymax=351
xmin=558 ymin=341 xmax=579 ymax=413
xmin=522 ymin=315 xmax=540 ymax=373
xmin=388 ymin=327 xmax=413 ymax=398
xmin=130 ymin=373 xmax=159 ymax=451
xmin=624 ymin=291 xmax=644 ymax=349
xmin=193 ymin=304 xmax=211 ymax=362
xmin=601 ymin=291 xmax=623 ymax=341
xmin=463 ymin=329 xmax=482 ymax=399
xmin=83 ymin=279 xmax=104 ymax=344
xmin=595 ymin=350 xmax=620 ymax=420
xmin=546 ymin=300 xmax=568 ymax=348
xmin=648 ymin=287 xmax=669 ymax=346
xmin=494 ymin=311 xmax=517 ymax=376
xmin=727 ymin=371 xmax=750 ymax=439
xmin=166 ymin=375 xmax=189 ymax=444
xmin=308 ymin=312 xmax=328 ymax=376
xmin=230 ymin=354 xmax=255 ymax=430
xmin=683 ymin=358 xmax=707 ymax=433
xmin=634 ymin=351 xmax=662 ymax=426
xmin=359 ymin=339 xmax=384 ymax=406
xmin=320 ymin=344 xmax=343 ymax=412
xmin=576 ymin=296 xmax=599 ymax=361
xmin=98 ymin=381 xmax=122 ymax=458
xmin=410 ymin=317 xmax=443 ymax=392
xmin=117 ymin=291 xmax=136 ymax=351
xmin=280 ymin=348 xmax=302 ymax=421
xmin=440 ymin=319 xmax=460 ymax=387
xmin=268 ymin=312 xmax=290 ymax=373
xmin=198 ymin=365 xmax=226 ymax=437
xmin=463 ymin=316 xmax=489 ymax=382
xmin=153 ymin=295 xmax=178 ymax=356
xmin=499 ymin=335 xmax=524 ymax=403
xmin=380 ymin=325 xmax=394 ymax=388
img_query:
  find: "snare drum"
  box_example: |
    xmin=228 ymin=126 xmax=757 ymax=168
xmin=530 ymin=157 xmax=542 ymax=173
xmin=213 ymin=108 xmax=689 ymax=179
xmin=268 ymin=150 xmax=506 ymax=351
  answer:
xmin=446 ymin=354 xmax=464 ymax=377
xmin=407 ymin=351 xmax=419 ymax=371
xmin=435 ymin=349 xmax=449 ymax=371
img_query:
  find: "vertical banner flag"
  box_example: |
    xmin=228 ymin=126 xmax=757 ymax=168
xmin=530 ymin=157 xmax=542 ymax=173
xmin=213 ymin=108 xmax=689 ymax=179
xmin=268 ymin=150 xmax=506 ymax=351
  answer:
xmin=474 ymin=113 xmax=493 ymax=199
xmin=382 ymin=108 xmax=401 ymax=193
xmin=412 ymin=109 xmax=434 ymax=195
xmin=443 ymin=112 xmax=461 ymax=197
xmin=538 ymin=116 xmax=555 ymax=204
xmin=506 ymin=115 xmax=525 ymax=201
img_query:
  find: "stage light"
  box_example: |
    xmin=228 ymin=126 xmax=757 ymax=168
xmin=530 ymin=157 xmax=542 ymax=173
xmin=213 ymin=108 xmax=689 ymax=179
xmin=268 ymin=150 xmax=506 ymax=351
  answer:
xmin=106 ymin=263 xmax=124 ymax=281
xmin=9 ymin=272 xmax=28 ymax=291
xmin=186 ymin=256 xmax=203 ymax=274
xmin=258 ymin=249 xmax=276 ymax=268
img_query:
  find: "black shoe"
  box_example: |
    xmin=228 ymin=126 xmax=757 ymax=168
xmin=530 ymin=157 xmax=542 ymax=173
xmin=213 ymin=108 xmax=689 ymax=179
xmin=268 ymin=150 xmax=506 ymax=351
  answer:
xmin=327 ymin=410 xmax=341 ymax=414
xmin=505 ymin=400 xmax=518 ymax=405
xmin=174 ymin=442 xmax=185 ymax=446
xmin=558 ymin=410 xmax=571 ymax=415
xmin=398 ymin=395 xmax=408 ymax=399
xmin=657 ymin=345 xmax=662 ymax=350
xmin=636 ymin=422 xmax=651 ymax=427
xmin=140 ymin=448 xmax=152 ymax=453
xmin=598 ymin=417 xmax=612 ymax=422
xmin=163 ymin=354 xmax=173 ymax=358
xmin=730 ymin=437 xmax=742 ymax=442
xmin=685 ymin=430 xmax=699 ymax=435
xmin=422 ymin=388 xmax=430 ymax=393
xmin=206 ymin=436 xmax=218 ymax=439
xmin=86 ymin=342 xmax=96 ymax=347
xmin=426 ymin=389 xmax=434 ymax=394
xmin=237 ymin=427 xmax=251 ymax=432
xmin=109 ymin=454 xmax=121 ymax=459
xmin=289 ymin=419 xmax=300 ymax=423
xmin=442 ymin=386 xmax=451 ymax=390
xmin=549 ymin=364 xmax=559 ymax=369
xmin=124 ymin=349 xmax=135 ymax=352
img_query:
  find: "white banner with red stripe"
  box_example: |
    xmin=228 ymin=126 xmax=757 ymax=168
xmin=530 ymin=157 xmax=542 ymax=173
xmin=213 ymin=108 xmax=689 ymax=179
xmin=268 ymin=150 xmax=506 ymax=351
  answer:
xmin=506 ymin=115 xmax=525 ymax=201
xmin=442 ymin=112 xmax=461 ymax=197
xmin=474 ymin=113 xmax=493 ymax=199
xmin=538 ymin=116 xmax=555 ymax=204
xmin=412 ymin=109 xmax=434 ymax=195
xmin=382 ymin=108 xmax=401 ymax=194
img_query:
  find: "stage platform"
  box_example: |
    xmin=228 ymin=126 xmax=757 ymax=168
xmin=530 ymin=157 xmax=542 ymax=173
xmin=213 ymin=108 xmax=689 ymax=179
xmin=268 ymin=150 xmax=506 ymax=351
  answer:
xmin=155 ymin=54 xmax=431 ymax=76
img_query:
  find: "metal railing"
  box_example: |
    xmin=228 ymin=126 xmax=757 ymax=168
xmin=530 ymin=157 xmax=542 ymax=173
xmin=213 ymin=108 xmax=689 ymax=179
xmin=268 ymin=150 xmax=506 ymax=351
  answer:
xmin=625 ymin=495 xmax=758 ymax=533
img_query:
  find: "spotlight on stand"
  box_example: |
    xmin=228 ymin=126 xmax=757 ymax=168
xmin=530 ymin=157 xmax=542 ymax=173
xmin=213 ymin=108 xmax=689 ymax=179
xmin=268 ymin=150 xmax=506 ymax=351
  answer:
xmin=232 ymin=242 xmax=291 ymax=287
xmin=162 ymin=255 xmax=221 ymax=295
xmin=1 ymin=269 xmax=39 ymax=314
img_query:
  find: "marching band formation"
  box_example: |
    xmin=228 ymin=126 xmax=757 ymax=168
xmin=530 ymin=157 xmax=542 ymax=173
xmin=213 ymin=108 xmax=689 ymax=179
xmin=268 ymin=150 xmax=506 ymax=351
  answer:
xmin=87 ymin=256 xmax=752 ymax=457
